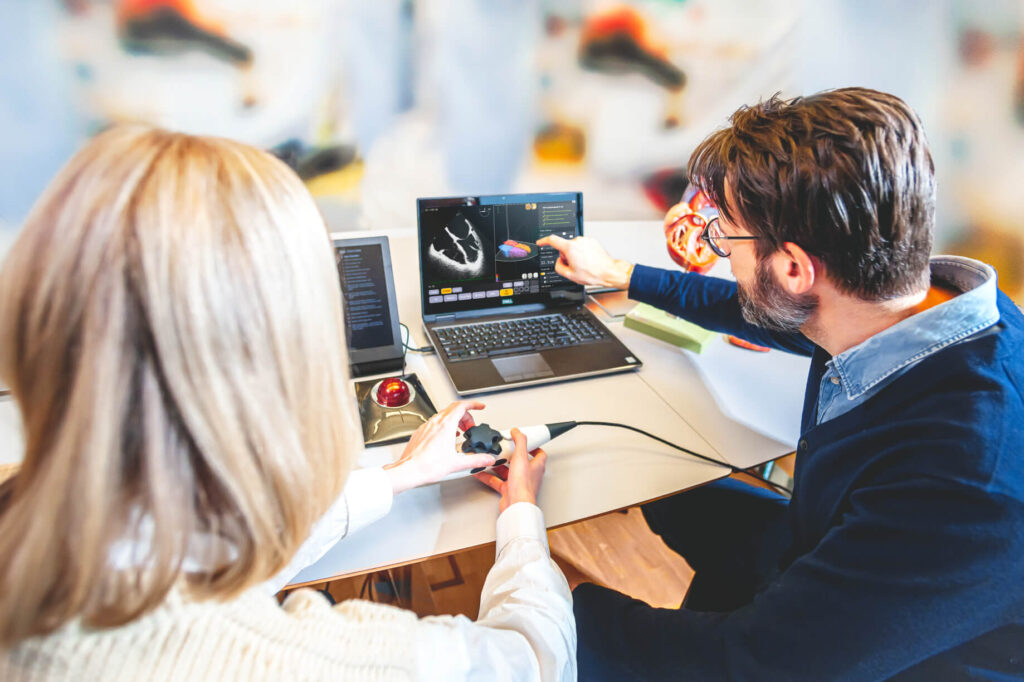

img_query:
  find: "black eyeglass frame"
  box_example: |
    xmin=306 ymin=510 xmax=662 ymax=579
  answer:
xmin=699 ymin=217 xmax=762 ymax=258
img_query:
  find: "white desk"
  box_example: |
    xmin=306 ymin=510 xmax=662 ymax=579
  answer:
xmin=0 ymin=221 xmax=810 ymax=586
xmin=286 ymin=221 xmax=808 ymax=586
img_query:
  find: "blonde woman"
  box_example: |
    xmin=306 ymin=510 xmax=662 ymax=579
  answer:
xmin=0 ymin=126 xmax=575 ymax=680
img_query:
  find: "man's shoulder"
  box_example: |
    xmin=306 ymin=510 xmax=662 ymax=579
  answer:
xmin=996 ymin=288 xmax=1024 ymax=337
xmin=895 ymin=288 xmax=1024 ymax=393
xmin=851 ymin=300 xmax=1024 ymax=495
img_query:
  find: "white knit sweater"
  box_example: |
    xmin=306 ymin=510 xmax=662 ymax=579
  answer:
xmin=0 ymin=503 xmax=576 ymax=681
xmin=3 ymin=587 xmax=420 ymax=681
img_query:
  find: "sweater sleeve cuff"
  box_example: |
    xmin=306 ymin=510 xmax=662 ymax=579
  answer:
xmin=495 ymin=502 xmax=549 ymax=557
xmin=343 ymin=466 xmax=394 ymax=536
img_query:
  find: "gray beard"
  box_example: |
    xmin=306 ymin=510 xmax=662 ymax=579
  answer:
xmin=736 ymin=257 xmax=818 ymax=334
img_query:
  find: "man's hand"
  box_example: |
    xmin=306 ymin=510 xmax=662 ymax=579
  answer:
xmin=473 ymin=428 xmax=547 ymax=512
xmin=537 ymin=234 xmax=634 ymax=290
xmin=383 ymin=401 xmax=495 ymax=494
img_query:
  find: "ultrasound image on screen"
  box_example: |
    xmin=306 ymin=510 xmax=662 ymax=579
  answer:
xmin=420 ymin=194 xmax=583 ymax=315
xmin=336 ymin=244 xmax=395 ymax=350
xmin=420 ymin=208 xmax=496 ymax=284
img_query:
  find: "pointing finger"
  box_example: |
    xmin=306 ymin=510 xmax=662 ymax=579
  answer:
xmin=538 ymin=234 xmax=568 ymax=251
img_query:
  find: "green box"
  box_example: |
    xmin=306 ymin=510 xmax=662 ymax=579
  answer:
xmin=623 ymin=302 xmax=718 ymax=354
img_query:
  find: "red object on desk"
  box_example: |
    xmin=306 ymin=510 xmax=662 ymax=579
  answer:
xmin=376 ymin=377 xmax=412 ymax=408
xmin=726 ymin=335 xmax=770 ymax=352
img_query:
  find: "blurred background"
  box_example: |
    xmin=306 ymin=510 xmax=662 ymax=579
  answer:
xmin=2 ymin=0 xmax=1023 ymax=300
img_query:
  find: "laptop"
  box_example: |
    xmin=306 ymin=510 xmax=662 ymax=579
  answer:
xmin=418 ymin=191 xmax=642 ymax=395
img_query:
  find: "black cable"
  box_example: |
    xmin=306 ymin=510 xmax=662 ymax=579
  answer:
xmin=573 ymin=420 xmax=793 ymax=496
xmin=360 ymin=573 xmax=373 ymax=601
xmin=399 ymin=322 xmax=433 ymax=353
xmin=397 ymin=322 xmax=432 ymax=381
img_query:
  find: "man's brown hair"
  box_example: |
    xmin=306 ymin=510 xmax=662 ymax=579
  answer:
xmin=689 ymin=87 xmax=935 ymax=300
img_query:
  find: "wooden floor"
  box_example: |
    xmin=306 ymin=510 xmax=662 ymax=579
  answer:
xmin=550 ymin=507 xmax=693 ymax=608
xmin=290 ymin=505 xmax=694 ymax=617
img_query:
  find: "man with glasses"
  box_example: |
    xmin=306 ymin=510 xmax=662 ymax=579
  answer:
xmin=537 ymin=87 xmax=1024 ymax=679
xmin=700 ymin=216 xmax=760 ymax=257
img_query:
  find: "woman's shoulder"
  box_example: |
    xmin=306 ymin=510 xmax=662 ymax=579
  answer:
xmin=2 ymin=586 xmax=419 ymax=681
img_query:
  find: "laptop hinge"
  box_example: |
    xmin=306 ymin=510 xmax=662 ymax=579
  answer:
xmin=434 ymin=314 xmax=457 ymax=323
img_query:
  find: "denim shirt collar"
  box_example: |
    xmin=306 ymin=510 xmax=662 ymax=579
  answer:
xmin=827 ymin=256 xmax=1000 ymax=400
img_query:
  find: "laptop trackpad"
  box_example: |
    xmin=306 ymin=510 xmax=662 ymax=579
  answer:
xmin=491 ymin=354 xmax=555 ymax=383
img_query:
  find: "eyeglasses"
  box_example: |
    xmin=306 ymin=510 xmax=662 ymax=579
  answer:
xmin=700 ymin=217 xmax=762 ymax=257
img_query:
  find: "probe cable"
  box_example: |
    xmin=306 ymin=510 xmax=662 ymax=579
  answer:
xmin=571 ymin=420 xmax=793 ymax=496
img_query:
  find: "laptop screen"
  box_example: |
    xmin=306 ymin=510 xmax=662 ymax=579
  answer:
xmin=417 ymin=192 xmax=583 ymax=316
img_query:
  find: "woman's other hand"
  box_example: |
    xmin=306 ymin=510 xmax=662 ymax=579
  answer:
xmin=472 ymin=428 xmax=547 ymax=512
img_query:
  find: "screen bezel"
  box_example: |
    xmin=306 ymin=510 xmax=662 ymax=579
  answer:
xmin=333 ymin=235 xmax=405 ymax=370
xmin=417 ymin=191 xmax=585 ymax=320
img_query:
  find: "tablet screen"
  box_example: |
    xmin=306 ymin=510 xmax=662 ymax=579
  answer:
xmin=337 ymin=242 xmax=395 ymax=349
xmin=334 ymin=236 xmax=404 ymax=373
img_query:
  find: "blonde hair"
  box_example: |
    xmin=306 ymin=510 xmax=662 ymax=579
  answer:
xmin=0 ymin=126 xmax=359 ymax=646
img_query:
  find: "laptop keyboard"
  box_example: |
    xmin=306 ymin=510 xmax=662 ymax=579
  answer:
xmin=435 ymin=312 xmax=609 ymax=362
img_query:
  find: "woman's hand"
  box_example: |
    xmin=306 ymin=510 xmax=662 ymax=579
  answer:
xmin=472 ymin=428 xmax=548 ymax=512
xmin=383 ymin=401 xmax=495 ymax=494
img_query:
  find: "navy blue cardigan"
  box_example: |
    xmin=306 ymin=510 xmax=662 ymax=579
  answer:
xmin=573 ymin=265 xmax=1024 ymax=680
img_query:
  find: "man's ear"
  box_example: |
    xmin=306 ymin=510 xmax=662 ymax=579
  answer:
xmin=771 ymin=242 xmax=816 ymax=295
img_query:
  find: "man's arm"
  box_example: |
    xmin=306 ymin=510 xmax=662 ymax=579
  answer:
xmin=536 ymin=234 xmax=815 ymax=356
xmin=628 ymin=264 xmax=815 ymax=356
xmin=573 ymin=473 xmax=1024 ymax=680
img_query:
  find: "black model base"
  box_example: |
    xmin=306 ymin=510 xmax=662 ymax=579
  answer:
xmin=351 ymin=356 xmax=405 ymax=378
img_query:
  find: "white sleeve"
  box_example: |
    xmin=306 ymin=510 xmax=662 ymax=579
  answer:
xmin=262 ymin=467 xmax=394 ymax=595
xmin=412 ymin=503 xmax=576 ymax=681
